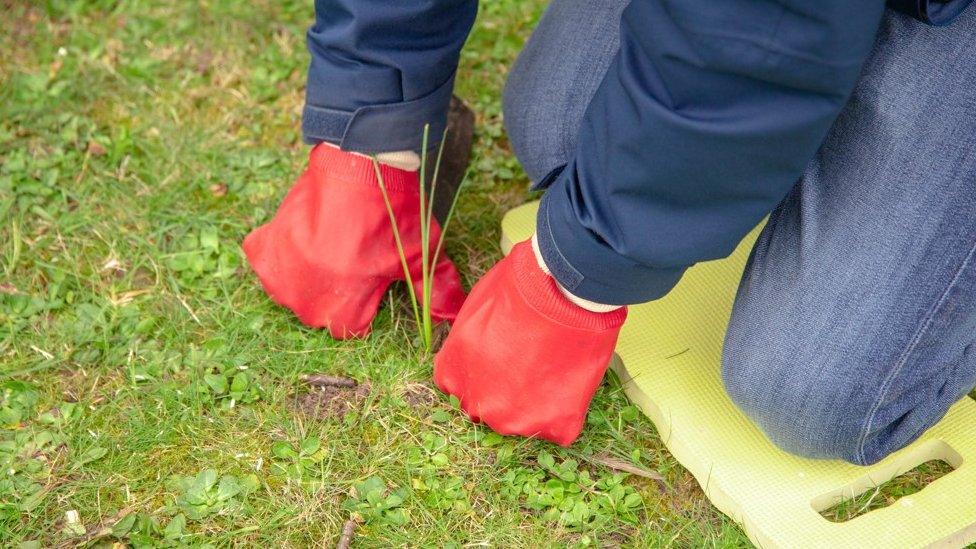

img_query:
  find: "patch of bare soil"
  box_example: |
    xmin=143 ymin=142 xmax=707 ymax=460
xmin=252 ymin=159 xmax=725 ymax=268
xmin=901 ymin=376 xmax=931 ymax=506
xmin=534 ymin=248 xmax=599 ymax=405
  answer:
xmin=601 ymin=525 xmax=637 ymax=548
xmin=291 ymin=380 xmax=371 ymax=420
xmin=57 ymin=368 xmax=99 ymax=404
xmin=431 ymin=323 xmax=450 ymax=351
xmin=402 ymin=382 xmax=437 ymax=410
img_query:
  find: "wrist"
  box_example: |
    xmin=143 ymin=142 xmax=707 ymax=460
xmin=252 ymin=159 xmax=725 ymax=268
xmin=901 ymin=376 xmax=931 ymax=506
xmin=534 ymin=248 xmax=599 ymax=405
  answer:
xmin=530 ymin=233 xmax=622 ymax=313
xmin=319 ymin=142 xmax=422 ymax=172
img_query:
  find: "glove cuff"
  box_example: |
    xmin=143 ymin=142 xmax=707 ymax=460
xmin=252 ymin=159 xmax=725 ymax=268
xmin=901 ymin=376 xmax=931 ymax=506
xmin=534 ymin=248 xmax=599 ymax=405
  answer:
xmin=308 ymin=143 xmax=419 ymax=193
xmin=511 ymin=241 xmax=627 ymax=331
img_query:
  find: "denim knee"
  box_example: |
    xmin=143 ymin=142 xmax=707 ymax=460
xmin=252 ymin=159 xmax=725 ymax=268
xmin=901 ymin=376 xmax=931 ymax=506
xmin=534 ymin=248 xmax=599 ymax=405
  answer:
xmin=501 ymin=62 xmax=569 ymax=184
xmin=501 ymin=0 xmax=626 ymax=184
xmin=722 ymin=341 xmax=876 ymax=464
xmin=717 ymin=5 xmax=976 ymax=466
xmin=722 ymin=315 xmax=976 ymax=466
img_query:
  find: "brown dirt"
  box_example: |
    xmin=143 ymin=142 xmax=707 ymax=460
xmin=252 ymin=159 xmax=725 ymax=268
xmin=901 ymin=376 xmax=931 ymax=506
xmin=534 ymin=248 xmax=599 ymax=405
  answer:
xmin=431 ymin=322 xmax=450 ymax=352
xmin=601 ymin=525 xmax=637 ymax=548
xmin=291 ymin=381 xmax=371 ymax=420
xmin=57 ymin=369 xmax=93 ymax=404
xmin=669 ymin=470 xmax=708 ymax=514
xmin=402 ymin=382 xmax=438 ymax=410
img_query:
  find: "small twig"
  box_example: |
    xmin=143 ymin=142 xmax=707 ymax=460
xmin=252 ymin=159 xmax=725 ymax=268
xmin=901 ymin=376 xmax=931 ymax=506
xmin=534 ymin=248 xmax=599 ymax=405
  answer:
xmin=336 ymin=517 xmax=358 ymax=549
xmin=174 ymin=292 xmax=201 ymax=324
xmin=589 ymin=453 xmax=666 ymax=483
xmin=30 ymin=345 xmax=54 ymax=360
xmin=73 ymin=146 xmax=91 ymax=185
xmin=301 ymin=374 xmax=357 ymax=389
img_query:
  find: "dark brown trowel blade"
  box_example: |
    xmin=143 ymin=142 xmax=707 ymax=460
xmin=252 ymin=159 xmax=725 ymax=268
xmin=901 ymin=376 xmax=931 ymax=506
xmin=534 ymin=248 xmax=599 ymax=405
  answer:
xmin=427 ymin=96 xmax=475 ymax=226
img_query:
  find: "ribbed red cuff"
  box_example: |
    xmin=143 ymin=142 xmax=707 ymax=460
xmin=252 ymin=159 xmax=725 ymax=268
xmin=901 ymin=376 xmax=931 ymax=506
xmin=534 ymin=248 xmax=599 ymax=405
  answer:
xmin=308 ymin=143 xmax=418 ymax=193
xmin=510 ymin=241 xmax=627 ymax=331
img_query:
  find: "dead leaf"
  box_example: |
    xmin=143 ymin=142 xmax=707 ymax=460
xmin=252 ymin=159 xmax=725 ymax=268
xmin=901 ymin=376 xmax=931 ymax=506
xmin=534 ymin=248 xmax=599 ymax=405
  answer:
xmin=49 ymin=58 xmax=63 ymax=78
xmin=87 ymin=141 xmax=107 ymax=156
xmin=102 ymin=257 xmax=125 ymax=277
xmin=209 ymin=183 xmax=228 ymax=197
xmin=63 ymin=509 xmax=86 ymax=535
xmin=196 ymin=48 xmax=214 ymax=74
xmin=109 ymin=289 xmax=152 ymax=307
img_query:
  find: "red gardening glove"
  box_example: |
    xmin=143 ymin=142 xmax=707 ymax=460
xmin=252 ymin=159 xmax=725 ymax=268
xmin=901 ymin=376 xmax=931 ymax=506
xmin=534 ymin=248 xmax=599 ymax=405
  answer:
xmin=242 ymin=144 xmax=466 ymax=339
xmin=434 ymin=240 xmax=627 ymax=446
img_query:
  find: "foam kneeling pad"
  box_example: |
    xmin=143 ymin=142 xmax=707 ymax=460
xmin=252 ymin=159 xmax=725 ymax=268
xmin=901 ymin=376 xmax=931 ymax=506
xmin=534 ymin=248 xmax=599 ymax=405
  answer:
xmin=500 ymin=201 xmax=976 ymax=549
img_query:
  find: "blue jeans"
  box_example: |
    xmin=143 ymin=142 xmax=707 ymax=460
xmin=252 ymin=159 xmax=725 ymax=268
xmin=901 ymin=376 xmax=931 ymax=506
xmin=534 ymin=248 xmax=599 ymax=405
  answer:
xmin=504 ymin=2 xmax=976 ymax=465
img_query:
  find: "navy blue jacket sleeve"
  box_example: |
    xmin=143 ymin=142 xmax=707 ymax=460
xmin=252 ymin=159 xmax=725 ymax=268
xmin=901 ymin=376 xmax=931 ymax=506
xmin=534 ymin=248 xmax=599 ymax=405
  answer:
xmin=536 ymin=0 xmax=888 ymax=305
xmin=301 ymin=0 xmax=478 ymax=153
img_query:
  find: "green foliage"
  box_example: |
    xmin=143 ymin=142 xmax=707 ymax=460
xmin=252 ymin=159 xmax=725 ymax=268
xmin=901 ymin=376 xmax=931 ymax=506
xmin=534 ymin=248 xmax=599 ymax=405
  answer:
xmin=0 ymin=381 xmax=40 ymax=427
xmin=411 ymin=474 xmax=470 ymax=513
xmin=0 ymin=140 xmax=81 ymax=225
xmin=343 ymin=476 xmax=408 ymax=525
xmin=167 ymin=469 xmax=260 ymax=520
xmin=108 ymin=512 xmax=214 ymax=547
xmin=269 ymin=436 xmax=327 ymax=480
xmin=0 ymin=0 xmax=754 ymax=545
xmin=406 ymin=433 xmax=471 ymax=512
xmin=0 ymin=392 xmax=82 ymax=524
xmin=0 ymin=429 xmax=61 ymax=522
xmin=374 ymin=126 xmax=464 ymax=351
xmin=128 ymin=343 xmax=186 ymax=384
xmin=166 ymin=226 xmax=242 ymax=289
xmin=72 ymin=445 xmax=108 ymax=467
xmin=194 ymin=366 xmax=263 ymax=409
xmin=500 ymin=451 xmax=644 ymax=528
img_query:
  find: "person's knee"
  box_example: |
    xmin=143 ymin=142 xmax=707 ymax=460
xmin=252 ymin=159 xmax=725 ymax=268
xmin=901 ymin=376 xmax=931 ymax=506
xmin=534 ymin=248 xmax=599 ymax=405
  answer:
xmin=501 ymin=65 xmax=567 ymax=184
xmin=721 ymin=332 xmax=879 ymax=465
xmin=722 ymin=333 xmax=974 ymax=465
xmin=723 ymin=285 xmax=976 ymax=465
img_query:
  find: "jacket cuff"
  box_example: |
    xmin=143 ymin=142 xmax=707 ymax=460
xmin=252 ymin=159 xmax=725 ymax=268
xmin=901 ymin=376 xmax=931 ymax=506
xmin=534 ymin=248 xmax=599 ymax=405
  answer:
xmin=510 ymin=241 xmax=628 ymax=331
xmin=301 ymin=74 xmax=456 ymax=153
xmin=535 ymin=170 xmax=686 ymax=306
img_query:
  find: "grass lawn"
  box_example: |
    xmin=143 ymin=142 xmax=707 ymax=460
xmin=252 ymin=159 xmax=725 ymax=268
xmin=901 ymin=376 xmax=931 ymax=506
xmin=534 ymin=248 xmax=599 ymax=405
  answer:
xmin=4 ymin=1 xmax=958 ymax=547
xmin=0 ymin=2 xmax=753 ymax=545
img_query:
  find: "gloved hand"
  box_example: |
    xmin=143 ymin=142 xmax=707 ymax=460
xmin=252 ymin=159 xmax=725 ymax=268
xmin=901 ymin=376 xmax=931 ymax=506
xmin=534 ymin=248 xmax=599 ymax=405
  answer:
xmin=434 ymin=240 xmax=627 ymax=446
xmin=243 ymin=143 xmax=466 ymax=339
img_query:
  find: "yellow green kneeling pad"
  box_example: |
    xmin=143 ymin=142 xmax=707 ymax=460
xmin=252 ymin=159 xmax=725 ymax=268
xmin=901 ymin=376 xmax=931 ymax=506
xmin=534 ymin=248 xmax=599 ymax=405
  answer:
xmin=500 ymin=201 xmax=976 ymax=549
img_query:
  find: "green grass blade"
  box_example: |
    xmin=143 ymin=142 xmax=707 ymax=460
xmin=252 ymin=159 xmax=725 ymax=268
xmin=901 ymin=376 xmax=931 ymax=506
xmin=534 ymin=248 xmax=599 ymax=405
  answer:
xmin=373 ymin=158 xmax=423 ymax=341
xmin=426 ymin=127 xmax=449 ymax=233
xmin=430 ymin=164 xmax=466 ymax=275
xmin=418 ymin=126 xmax=433 ymax=349
xmin=423 ymin=128 xmax=450 ymax=335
